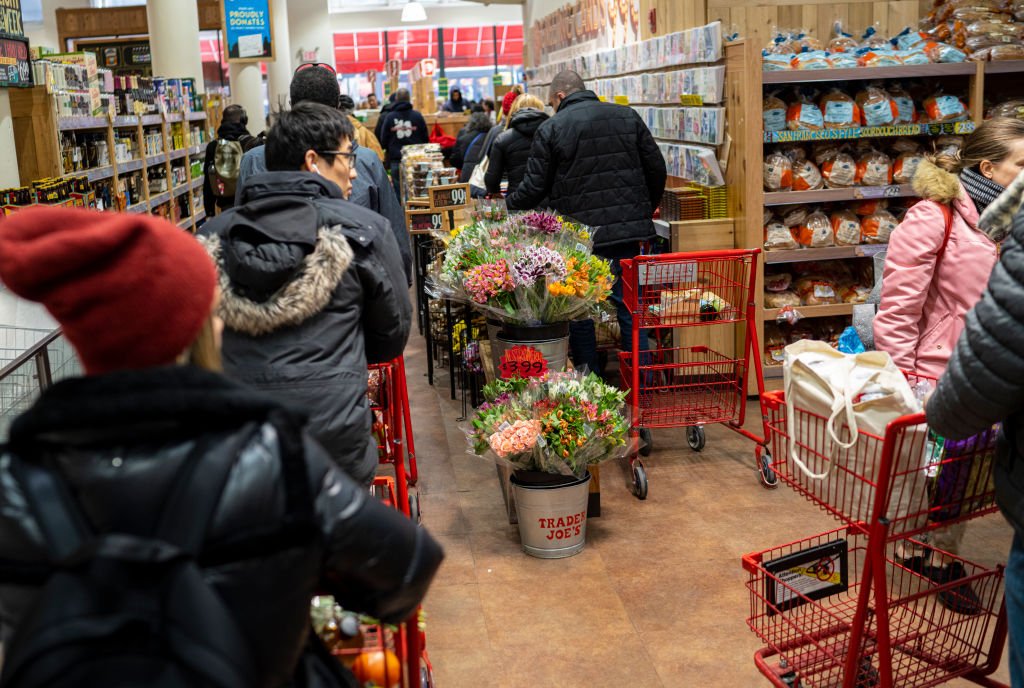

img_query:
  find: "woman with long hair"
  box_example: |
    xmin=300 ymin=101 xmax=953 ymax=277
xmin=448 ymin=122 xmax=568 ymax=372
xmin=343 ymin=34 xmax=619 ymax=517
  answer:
xmin=0 ymin=207 xmax=442 ymax=688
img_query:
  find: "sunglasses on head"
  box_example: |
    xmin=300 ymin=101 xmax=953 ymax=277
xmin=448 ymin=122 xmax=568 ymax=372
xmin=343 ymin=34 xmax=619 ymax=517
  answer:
xmin=295 ymin=62 xmax=336 ymax=75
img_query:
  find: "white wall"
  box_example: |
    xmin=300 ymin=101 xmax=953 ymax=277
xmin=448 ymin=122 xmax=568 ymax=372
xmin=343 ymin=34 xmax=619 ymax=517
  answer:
xmin=22 ymin=0 xmax=92 ymax=52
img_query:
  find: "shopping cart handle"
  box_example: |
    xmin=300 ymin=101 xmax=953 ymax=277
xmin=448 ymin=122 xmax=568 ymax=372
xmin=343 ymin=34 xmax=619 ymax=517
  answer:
xmin=762 ymin=390 xmax=785 ymax=410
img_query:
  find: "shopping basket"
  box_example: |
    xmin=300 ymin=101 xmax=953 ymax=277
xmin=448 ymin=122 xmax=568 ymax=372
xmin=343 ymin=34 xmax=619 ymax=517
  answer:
xmin=744 ymin=370 xmax=1008 ymax=688
xmin=619 ymin=248 xmax=775 ymax=499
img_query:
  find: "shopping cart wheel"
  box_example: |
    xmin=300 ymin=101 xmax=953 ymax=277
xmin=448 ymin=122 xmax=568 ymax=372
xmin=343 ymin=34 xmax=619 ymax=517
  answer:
xmin=631 ymin=463 xmax=648 ymax=500
xmin=409 ymin=489 xmax=422 ymax=523
xmin=757 ymin=448 xmax=778 ymax=488
xmin=420 ymin=664 xmax=433 ymax=688
xmin=686 ymin=426 xmax=705 ymax=452
xmin=638 ymin=428 xmax=653 ymax=457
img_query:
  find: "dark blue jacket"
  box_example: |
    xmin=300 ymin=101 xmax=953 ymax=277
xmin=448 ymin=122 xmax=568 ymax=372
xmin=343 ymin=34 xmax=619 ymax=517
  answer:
xmin=379 ymin=101 xmax=429 ymax=164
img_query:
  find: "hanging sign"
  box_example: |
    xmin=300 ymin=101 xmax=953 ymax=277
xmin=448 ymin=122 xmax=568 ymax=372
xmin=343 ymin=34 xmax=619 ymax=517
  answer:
xmin=437 ymin=76 xmax=448 ymax=99
xmin=0 ymin=0 xmax=24 ymax=39
xmin=420 ymin=58 xmax=436 ymax=77
xmin=221 ymin=0 xmax=275 ymax=63
xmin=0 ymin=35 xmax=31 ymax=88
xmin=499 ymin=345 xmax=549 ymax=379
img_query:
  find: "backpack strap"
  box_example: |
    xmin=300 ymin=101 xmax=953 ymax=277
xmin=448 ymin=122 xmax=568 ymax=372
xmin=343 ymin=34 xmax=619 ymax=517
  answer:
xmin=465 ymin=132 xmax=484 ymax=162
xmin=937 ymin=202 xmax=955 ymax=263
xmin=10 ymin=457 xmax=92 ymax=562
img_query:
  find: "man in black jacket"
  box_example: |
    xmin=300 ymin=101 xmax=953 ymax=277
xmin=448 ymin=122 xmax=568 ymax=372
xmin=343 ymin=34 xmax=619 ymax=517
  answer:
xmin=201 ymin=102 xmax=411 ymax=486
xmin=507 ymin=70 xmax=667 ymax=375
xmin=379 ymin=88 xmax=429 ymax=200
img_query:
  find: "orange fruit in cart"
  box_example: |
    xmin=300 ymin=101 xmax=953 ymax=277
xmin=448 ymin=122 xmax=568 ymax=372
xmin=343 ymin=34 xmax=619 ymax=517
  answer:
xmin=351 ymin=649 xmax=401 ymax=688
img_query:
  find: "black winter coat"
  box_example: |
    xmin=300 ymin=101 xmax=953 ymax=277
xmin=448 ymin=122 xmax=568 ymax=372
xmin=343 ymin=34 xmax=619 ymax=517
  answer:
xmin=450 ymin=126 xmax=490 ymax=184
xmin=506 ymin=90 xmax=667 ymax=248
xmin=199 ymin=172 xmax=412 ymax=486
xmin=926 ymin=207 xmax=1024 ymax=539
xmin=378 ymin=102 xmax=429 ymax=165
xmin=485 ymin=108 xmax=549 ymax=196
xmin=0 ymin=365 xmax=443 ymax=688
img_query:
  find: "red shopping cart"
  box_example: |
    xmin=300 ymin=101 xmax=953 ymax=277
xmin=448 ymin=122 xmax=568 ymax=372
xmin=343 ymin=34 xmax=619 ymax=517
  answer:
xmin=369 ymin=356 xmax=422 ymax=521
xmin=619 ymin=249 xmax=775 ymax=499
xmin=743 ymin=375 xmax=1007 ymax=687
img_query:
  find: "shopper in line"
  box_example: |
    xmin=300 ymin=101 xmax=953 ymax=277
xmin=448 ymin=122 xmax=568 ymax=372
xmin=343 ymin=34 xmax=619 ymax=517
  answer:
xmin=203 ymin=104 xmax=259 ymax=218
xmin=450 ymin=111 xmax=493 ymax=190
xmin=374 ymin=92 xmax=396 ymax=144
xmin=441 ymin=87 xmax=467 ymax=113
xmin=485 ymin=94 xmax=549 ymax=198
xmin=925 ymin=169 xmax=1024 ymax=685
xmin=507 ymin=70 xmax=666 ymax=376
xmin=0 ymin=206 xmax=441 ymax=688
xmin=875 ymin=117 xmax=1024 ymax=612
xmin=364 ymin=92 xmax=379 ymax=109
xmin=203 ymin=102 xmax=411 ymax=487
xmin=339 ymin=94 xmax=384 ymax=162
xmin=236 ymin=64 xmax=412 ymax=283
xmin=482 ymin=98 xmax=496 ymax=123
xmin=379 ymin=88 xmax=429 ymax=200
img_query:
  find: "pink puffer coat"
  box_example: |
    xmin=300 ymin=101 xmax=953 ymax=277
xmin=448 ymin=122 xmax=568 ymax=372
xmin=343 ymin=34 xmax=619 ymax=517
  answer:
xmin=874 ymin=160 xmax=998 ymax=378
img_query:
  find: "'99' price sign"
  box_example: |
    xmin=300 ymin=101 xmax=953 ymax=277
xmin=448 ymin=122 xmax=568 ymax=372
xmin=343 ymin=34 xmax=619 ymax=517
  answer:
xmin=407 ymin=209 xmax=447 ymax=234
xmin=430 ymin=183 xmax=470 ymax=210
xmin=498 ymin=344 xmax=549 ymax=379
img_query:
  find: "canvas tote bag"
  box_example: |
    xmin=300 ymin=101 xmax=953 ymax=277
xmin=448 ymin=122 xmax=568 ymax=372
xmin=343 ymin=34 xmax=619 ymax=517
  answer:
xmin=783 ymin=340 xmax=928 ymax=527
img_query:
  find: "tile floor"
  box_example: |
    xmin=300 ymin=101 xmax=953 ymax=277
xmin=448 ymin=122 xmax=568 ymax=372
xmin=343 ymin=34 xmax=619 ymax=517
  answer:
xmin=401 ymin=335 xmax=1013 ymax=687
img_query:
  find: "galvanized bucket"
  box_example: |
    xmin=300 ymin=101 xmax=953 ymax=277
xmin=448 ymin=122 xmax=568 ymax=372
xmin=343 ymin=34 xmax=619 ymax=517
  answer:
xmin=510 ymin=471 xmax=591 ymax=558
xmin=488 ymin=321 xmax=571 ymax=375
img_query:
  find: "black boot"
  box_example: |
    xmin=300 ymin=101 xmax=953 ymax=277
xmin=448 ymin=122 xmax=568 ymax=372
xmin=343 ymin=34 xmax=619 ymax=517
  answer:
xmin=930 ymin=562 xmax=983 ymax=615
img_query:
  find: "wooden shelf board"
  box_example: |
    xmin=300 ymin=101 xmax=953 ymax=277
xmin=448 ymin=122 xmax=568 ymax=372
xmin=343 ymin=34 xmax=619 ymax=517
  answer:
xmin=765 ymin=184 xmax=914 ymax=206
xmin=190 ymin=177 xmax=203 ymax=190
xmin=763 ymin=303 xmax=856 ymax=319
xmin=169 ymin=148 xmax=187 ymax=160
xmin=186 ymin=111 xmax=207 ymax=121
xmin=764 ymin=121 xmax=975 ymax=143
xmin=765 ymin=244 xmax=888 ymax=264
xmin=984 ymin=60 xmax=1024 ymax=75
xmin=188 ymin=145 xmax=204 ymax=155
xmin=58 ymin=116 xmax=108 ymax=130
xmin=194 ymin=209 xmax=206 ymax=223
xmin=84 ymin=165 xmax=115 ymax=182
xmin=119 ymin=158 xmax=144 ymax=173
xmin=178 ymin=216 xmax=194 ymax=229
xmin=141 ymin=115 xmax=163 ymax=126
xmin=144 ymin=153 xmax=166 ymax=167
xmin=172 ymin=184 xmax=190 ymax=198
xmin=112 ymin=116 xmax=140 ymax=128
xmin=762 ymin=62 xmax=977 ymax=84
xmin=126 ymin=202 xmax=149 ymax=214
xmin=150 ymin=191 xmax=171 ymax=206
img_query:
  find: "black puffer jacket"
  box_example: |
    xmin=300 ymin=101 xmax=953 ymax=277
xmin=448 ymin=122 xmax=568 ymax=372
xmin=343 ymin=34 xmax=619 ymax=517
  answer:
xmin=484 ymin=108 xmax=549 ymax=196
xmin=926 ymin=205 xmax=1024 ymax=538
xmin=506 ymin=90 xmax=667 ymax=248
xmin=0 ymin=365 xmax=443 ymax=688
xmin=199 ymin=172 xmax=411 ymax=486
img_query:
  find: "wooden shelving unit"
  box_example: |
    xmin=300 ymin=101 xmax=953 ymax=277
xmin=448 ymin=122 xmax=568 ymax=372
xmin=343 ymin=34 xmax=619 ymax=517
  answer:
xmin=10 ymin=85 xmax=211 ymax=231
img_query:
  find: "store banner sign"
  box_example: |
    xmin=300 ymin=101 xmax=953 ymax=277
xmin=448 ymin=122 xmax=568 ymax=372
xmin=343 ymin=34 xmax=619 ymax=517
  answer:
xmin=221 ymin=0 xmax=274 ymax=63
xmin=0 ymin=35 xmax=31 ymax=88
xmin=0 ymin=0 xmax=24 ymax=39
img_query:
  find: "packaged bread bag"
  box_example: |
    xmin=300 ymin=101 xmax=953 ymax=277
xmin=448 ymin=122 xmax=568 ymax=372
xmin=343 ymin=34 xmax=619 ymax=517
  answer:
xmin=821 ymin=151 xmax=857 ymax=188
xmin=765 ymin=219 xmax=799 ymax=250
xmin=787 ymin=92 xmax=825 ymax=131
xmin=887 ymin=84 xmax=918 ymax=124
xmin=795 ymin=210 xmax=835 ymax=248
xmin=795 ymin=275 xmax=840 ymax=305
xmin=862 ymin=209 xmax=899 ymax=243
xmin=923 ymin=91 xmax=968 ymax=122
xmin=793 ymin=159 xmax=824 ymax=191
xmin=857 ymin=87 xmax=899 ymax=127
xmin=831 ymin=209 xmax=863 ymax=245
xmin=764 ymin=151 xmax=793 ymax=191
xmin=763 ymin=92 xmax=787 ymax=132
xmin=820 ymin=89 xmax=860 ymax=129
xmin=856 ymin=150 xmax=894 ymax=186
xmin=893 ymin=152 xmax=925 ymax=184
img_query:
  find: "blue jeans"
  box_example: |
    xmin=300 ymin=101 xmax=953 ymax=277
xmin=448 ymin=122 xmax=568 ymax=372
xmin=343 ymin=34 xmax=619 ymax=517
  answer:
xmin=1008 ymin=532 xmax=1024 ymax=686
xmin=569 ymin=242 xmax=650 ymax=377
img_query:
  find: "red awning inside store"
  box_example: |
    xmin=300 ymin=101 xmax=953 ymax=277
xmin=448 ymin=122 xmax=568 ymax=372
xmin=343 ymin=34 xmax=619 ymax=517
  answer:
xmin=333 ymin=24 xmax=523 ymax=74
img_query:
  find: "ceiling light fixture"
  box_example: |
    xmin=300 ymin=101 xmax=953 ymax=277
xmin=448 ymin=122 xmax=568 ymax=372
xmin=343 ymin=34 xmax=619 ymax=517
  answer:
xmin=401 ymin=0 xmax=427 ymax=22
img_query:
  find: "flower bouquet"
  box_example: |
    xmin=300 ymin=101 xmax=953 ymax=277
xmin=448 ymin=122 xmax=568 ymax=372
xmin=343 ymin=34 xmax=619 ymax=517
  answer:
xmin=468 ymin=371 xmax=632 ymax=478
xmin=430 ymin=210 xmax=613 ymax=327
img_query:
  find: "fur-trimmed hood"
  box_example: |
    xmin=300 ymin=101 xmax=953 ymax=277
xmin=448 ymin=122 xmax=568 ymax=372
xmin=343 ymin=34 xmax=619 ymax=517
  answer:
xmin=200 ymin=228 xmax=353 ymax=337
xmin=912 ymin=159 xmax=963 ymax=204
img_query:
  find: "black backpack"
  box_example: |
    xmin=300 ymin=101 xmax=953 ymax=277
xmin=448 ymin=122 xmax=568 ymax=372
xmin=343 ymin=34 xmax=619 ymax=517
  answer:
xmin=0 ymin=419 xmax=315 ymax=688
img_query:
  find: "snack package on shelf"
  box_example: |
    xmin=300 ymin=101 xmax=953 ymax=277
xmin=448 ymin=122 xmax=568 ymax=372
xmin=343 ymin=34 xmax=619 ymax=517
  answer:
xmin=763 ymin=93 xmax=787 ymax=132
xmin=763 ymin=53 xmax=795 ymax=71
xmin=935 ymin=134 xmax=964 ymax=157
xmin=764 ymin=151 xmax=794 ymax=191
xmin=831 ymin=209 xmax=863 ymax=245
xmin=795 ymin=275 xmax=840 ymax=305
xmin=838 ymin=281 xmax=872 ymax=303
xmin=894 ymin=151 xmax=925 ymax=184
xmin=862 ymin=208 xmax=899 ymax=243
xmin=787 ymin=91 xmax=825 ymax=131
xmin=922 ymin=41 xmax=969 ymax=62
xmin=856 ymin=149 xmax=894 ymax=186
xmin=857 ymin=86 xmax=899 ymax=127
xmin=765 ymin=218 xmax=800 ymax=250
xmin=894 ymin=48 xmax=932 ymax=64
xmin=764 ymin=322 xmax=787 ymax=366
xmin=821 ymin=150 xmax=857 ymax=188
xmin=852 ymin=198 xmax=886 ymax=216
xmin=820 ymin=88 xmax=860 ymax=129
xmin=795 ymin=210 xmax=835 ymax=248
xmin=793 ymin=159 xmax=825 ymax=191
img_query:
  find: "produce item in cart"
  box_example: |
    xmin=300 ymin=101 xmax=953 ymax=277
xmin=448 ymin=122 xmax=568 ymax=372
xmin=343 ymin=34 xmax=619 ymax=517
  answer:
xmin=856 ymin=149 xmax=894 ymax=186
xmin=972 ymin=43 xmax=1024 ymax=60
xmin=765 ymin=271 xmax=794 ymax=292
xmin=923 ymin=91 xmax=969 ymax=122
xmin=795 ymin=275 xmax=840 ymax=305
xmin=763 ymin=93 xmax=787 ymax=132
xmin=656 ymin=288 xmax=733 ymax=323
xmin=764 ymin=322 xmax=787 ymax=366
xmin=764 ymin=151 xmax=793 ymax=191
xmin=787 ymin=92 xmax=825 ymax=131
xmin=888 ymin=85 xmax=919 ymax=125
xmin=765 ymin=219 xmax=800 ymax=250
xmin=782 ymin=204 xmax=810 ymax=227
xmin=988 ymin=99 xmax=1024 ymax=120
xmin=765 ymin=289 xmax=801 ymax=308
xmin=856 ymin=86 xmax=899 ymax=127
xmin=821 ymin=151 xmax=857 ymax=188
xmin=793 ymin=159 xmax=824 ymax=191
xmin=832 ymin=209 xmax=863 ymax=245
xmin=862 ymin=208 xmax=899 ymax=243
xmin=820 ymin=89 xmax=859 ymax=129
xmin=352 ymin=649 xmax=401 ymax=688
xmin=795 ymin=210 xmax=835 ymax=248
xmin=893 ymin=152 xmax=925 ymax=184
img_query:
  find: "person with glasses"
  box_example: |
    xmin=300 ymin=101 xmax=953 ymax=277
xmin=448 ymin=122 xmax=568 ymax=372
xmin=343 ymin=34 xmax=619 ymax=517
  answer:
xmin=200 ymin=101 xmax=411 ymax=488
xmin=234 ymin=63 xmax=412 ymax=284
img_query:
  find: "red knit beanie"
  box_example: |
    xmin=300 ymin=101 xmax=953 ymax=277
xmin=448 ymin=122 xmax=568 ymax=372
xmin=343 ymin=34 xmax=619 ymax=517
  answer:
xmin=0 ymin=207 xmax=217 ymax=375
xmin=502 ymin=88 xmax=520 ymax=115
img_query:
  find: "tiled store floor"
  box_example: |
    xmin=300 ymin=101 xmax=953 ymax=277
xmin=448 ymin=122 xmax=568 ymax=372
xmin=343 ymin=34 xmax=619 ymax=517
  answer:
xmin=401 ymin=336 xmax=1013 ymax=687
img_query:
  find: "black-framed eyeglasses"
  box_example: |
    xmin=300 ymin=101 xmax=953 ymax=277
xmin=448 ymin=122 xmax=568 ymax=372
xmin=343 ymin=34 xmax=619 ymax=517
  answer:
xmin=295 ymin=62 xmax=336 ymax=75
xmin=317 ymin=150 xmax=357 ymax=165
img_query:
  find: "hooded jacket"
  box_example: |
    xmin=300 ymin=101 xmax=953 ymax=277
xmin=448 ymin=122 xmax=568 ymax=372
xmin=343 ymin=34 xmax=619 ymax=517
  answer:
xmin=874 ymin=160 xmax=999 ymax=377
xmin=199 ymin=172 xmax=411 ymax=485
xmin=0 ymin=365 xmax=443 ymax=688
xmin=485 ymin=108 xmax=549 ymax=195
xmin=441 ymin=93 xmax=467 ymax=113
xmin=378 ymin=101 xmax=429 ymax=165
xmin=506 ymin=90 xmax=667 ymax=248
xmin=203 ymin=120 xmax=258 ymax=217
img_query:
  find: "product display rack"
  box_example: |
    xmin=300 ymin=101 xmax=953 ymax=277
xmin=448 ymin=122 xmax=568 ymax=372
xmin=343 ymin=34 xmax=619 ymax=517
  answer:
xmin=724 ymin=39 xmax=1024 ymax=389
xmin=9 ymin=85 xmax=211 ymax=231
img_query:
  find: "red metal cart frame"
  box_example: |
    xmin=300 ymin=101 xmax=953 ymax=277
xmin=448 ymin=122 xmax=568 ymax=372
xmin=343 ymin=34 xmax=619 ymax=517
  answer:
xmin=619 ymin=248 xmax=775 ymax=499
xmin=369 ymin=356 xmax=422 ymax=522
xmin=744 ymin=376 xmax=1008 ymax=687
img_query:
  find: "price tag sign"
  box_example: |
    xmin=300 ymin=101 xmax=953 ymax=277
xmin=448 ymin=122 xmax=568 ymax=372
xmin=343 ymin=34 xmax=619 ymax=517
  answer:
xmin=853 ymin=185 xmax=902 ymax=200
xmin=498 ymin=345 xmax=549 ymax=380
xmin=429 ymin=183 xmax=470 ymax=210
xmin=679 ymin=94 xmax=704 ymax=106
xmin=613 ymin=95 xmax=630 ymax=105
xmin=407 ymin=208 xmax=447 ymax=235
